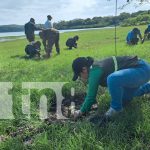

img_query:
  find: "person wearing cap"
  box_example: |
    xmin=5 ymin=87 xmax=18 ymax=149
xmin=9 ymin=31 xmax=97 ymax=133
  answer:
xmin=142 ymin=24 xmax=150 ymax=43
xmin=24 ymin=18 xmax=42 ymax=43
xmin=66 ymin=35 xmax=79 ymax=50
xmin=44 ymin=15 xmax=53 ymax=29
xmin=126 ymin=28 xmax=143 ymax=45
xmin=72 ymin=56 xmax=150 ymax=120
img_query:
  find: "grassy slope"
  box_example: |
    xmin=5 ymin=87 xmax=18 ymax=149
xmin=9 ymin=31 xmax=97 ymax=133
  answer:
xmin=0 ymin=26 xmax=150 ymax=150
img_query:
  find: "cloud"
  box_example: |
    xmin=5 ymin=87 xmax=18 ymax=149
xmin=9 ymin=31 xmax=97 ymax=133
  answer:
xmin=0 ymin=0 xmax=150 ymax=25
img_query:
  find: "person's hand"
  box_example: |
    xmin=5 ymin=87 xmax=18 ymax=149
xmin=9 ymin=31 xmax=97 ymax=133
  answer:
xmin=73 ymin=110 xmax=82 ymax=120
xmin=141 ymin=39 xmax=144 ymax=44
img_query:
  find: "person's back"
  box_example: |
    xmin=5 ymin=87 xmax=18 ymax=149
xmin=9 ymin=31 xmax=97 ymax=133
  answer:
xmin=126 ymin=28 xmax=142 ymax=45
xmin=66 ymin=35 xmax=79 ymax=50
xmin=66 ymin=38 xmax=74 ymax=47
xmin=126 ymin=31 xmax=133 ymax=43
xmin=25 ymin=41 xmax=41 ymax=58
xmin=24 ymin=21 xmax=35 ymax=35
xmin=39 ymin=29 xmax=60 ymax=57
xmin=143 ymin=24 xmax=150 ymax=42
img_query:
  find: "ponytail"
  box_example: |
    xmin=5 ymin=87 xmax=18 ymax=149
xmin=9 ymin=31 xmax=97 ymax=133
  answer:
xmin=86 ymin=57 xmax=94 ymax=67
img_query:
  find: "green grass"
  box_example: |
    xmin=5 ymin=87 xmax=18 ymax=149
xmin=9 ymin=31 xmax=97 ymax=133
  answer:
xmin=0 ymin=25 xmax=150 ymax=150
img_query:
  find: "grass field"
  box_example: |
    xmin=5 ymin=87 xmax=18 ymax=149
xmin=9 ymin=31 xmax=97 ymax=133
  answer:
xmin=0 ymin=26 xmax=150 ymax=150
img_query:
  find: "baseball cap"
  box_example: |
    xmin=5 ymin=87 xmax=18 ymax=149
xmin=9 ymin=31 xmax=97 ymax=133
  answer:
xmin=72 ymin=57 xmax=88 ymax=81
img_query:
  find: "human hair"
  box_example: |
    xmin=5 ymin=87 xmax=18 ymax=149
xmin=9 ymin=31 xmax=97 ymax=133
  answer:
xmin=133 ymin=28 xmax=139 ymax=34
xmin=73 ymin=35 xmax=79 ymax=41
xmin=47 ymin=15 xmax=52 ymax=20
xmin=34 ymin=41 xmax=41 ymax=50
xmin=86 ymin=57 xmax=94 ymax=68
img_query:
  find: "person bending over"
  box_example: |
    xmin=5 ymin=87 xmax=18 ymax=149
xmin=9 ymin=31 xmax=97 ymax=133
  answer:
xmin=142 ymin=24 xmax=150 ymax=43
xmin=126 ymin=28 xmax=143 ymax=45
xmin=25 ymin=41 xmax=41 ymax=58
xmin=71 ymin=56 xmax=150 ymax=120
xmin=39 ymin=28 xmax=60 ymax=58
xmin=66 ymin=35 xmax=79 ymax=50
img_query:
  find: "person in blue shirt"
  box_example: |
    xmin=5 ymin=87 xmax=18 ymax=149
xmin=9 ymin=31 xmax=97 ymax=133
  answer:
xmin=126 ymin=28 xmax=143 ymax=45
xmin=44 ymin=15 xmax=53 ymax=29
xmin=142 ymin=24 xmax=150 ymax=43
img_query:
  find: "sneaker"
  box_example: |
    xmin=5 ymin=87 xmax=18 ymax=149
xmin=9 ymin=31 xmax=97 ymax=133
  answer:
xmin=105 ymin=107 xmax=121 ymax=118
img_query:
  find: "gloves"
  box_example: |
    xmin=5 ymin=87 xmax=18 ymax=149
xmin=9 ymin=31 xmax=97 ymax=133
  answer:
xmin=73 ymin=110 xmax=83 ymax=120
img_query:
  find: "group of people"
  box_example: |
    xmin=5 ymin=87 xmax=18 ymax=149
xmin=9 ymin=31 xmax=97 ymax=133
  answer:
xmin=24 ymin=16 xmax=79 ymax=58
xmin=71 ymin=25 xmax=150 ymax=123
xmin=72 ymin=56 xmax=150 ymax=123
xmin=24 ymin=17 xmax=150 ymax=124
xmin=126 ymin=24 xmax=150 ymax=45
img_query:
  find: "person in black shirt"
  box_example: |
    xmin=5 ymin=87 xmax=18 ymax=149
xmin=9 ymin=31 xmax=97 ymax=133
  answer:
xmin=24 ymin=18 xmax=42 ymax=43
xmin=142 ymin=24 xmax=150 ymax=43
xmin=25 ymin=41 xmax=41 ymax=58
xmin=66 ymin=35 xmax=79 ymax=50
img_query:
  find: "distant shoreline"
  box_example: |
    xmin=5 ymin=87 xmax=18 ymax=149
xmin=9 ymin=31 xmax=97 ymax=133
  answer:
xmin=0 ymin=27 xmax=113 ymax=37
xmin=0 ymin=27 xmax=114 ymax=42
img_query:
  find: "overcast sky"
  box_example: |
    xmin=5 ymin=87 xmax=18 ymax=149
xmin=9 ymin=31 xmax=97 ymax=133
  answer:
xmin=0 ymin=0 xmax=150 ymax=25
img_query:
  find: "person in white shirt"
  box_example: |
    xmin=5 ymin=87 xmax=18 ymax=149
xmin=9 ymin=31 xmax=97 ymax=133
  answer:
xmin=44 ymin=15 xmax=53 ymax=29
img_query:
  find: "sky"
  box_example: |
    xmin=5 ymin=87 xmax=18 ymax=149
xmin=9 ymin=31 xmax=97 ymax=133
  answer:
xmin=0 ymin=0 xmax=150 ymax=25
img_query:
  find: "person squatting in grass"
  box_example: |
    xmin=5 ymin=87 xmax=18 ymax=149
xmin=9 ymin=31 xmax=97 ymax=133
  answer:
xmin=142 ymin=24 xmax=150 ymax=43
xmin=24 ymin=18 xmax=43 ymax=43
xmin=25 ymin=41 xmax=41 ymax=58
xmin=39 ymin=28 xmax=60 ymax=58
xmin=71 ymin=56 xmax=150 ymax=120
xmin=66 ymin=35 xmax=79 ymax=50
xmin=126 ymin=28 xmax=144 ymax=45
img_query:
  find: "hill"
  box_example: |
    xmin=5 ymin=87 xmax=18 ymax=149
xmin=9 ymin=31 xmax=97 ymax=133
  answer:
xmin=0 ymin=10 xmax=150 ymax=32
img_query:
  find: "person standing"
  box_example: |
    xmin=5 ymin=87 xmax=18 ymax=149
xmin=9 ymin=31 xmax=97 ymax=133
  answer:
xmin=44 ymin=15 xmax=53 ymax=29
xmin=24 ymin=18 xmax=42 ymax=43
xmin=39 ymin=29 xmax=60 ymax=58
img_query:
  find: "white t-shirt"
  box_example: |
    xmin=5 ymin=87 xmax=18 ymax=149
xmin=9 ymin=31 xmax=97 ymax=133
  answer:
xmin=44 ymin=20 xmax=53 ymax=29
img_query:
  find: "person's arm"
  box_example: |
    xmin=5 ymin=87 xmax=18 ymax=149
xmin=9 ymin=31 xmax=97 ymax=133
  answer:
xmin=34 ymin=24 xmax=43 ymax=31
xmin=80 ymin=67 xmax=103 ymax=113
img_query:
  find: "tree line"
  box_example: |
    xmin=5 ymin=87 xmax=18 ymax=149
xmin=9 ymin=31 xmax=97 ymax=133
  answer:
xmin=0 ymin=10 xmax=150 ymax=33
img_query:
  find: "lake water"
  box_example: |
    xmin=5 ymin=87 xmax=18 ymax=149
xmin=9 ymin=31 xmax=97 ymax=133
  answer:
xmin=0 ymin=27 xmax=113 ymax=37
xmin=0 ymin=27 xmax=113 ymax=42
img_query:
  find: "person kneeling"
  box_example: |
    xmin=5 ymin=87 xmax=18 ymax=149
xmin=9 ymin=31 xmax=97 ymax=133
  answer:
xmin=66 ymin=35 xmax=79 ymax=50
xmin=25 ymin=41 xmax=41 ymax=58
xmin=142 ymin=24 xmax=150 ymax=43
xmin=126 ymin=28 xmax=143 ymax=45
xmin=71 ymin=56 xmax=150 ymax=122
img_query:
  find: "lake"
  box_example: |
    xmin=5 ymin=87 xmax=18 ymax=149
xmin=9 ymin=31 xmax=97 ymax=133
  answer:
xmin=0 ymin=27 xmax=113 ymax=38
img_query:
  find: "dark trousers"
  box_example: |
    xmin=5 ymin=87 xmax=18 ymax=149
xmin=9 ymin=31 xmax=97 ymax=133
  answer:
xmin=26 ymin=34 xmax=35 ymax=42
xmin=130 ymin=38 xmax=139 ymax=45
xmin=46 ymin=32 xmax=60 ymax=57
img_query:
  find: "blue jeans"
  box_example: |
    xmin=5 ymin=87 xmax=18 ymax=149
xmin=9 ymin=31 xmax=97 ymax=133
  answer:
xmin=107 ymin=60 xmax=150 ymax=111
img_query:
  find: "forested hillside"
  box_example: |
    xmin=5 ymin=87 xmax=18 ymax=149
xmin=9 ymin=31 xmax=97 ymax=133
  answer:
xmin=0 ymin=10 xmax=150 ymax=32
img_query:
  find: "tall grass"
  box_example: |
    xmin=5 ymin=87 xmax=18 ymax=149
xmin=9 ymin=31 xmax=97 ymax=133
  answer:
xmin=0 ymin=25 xmax=150 ymax=149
